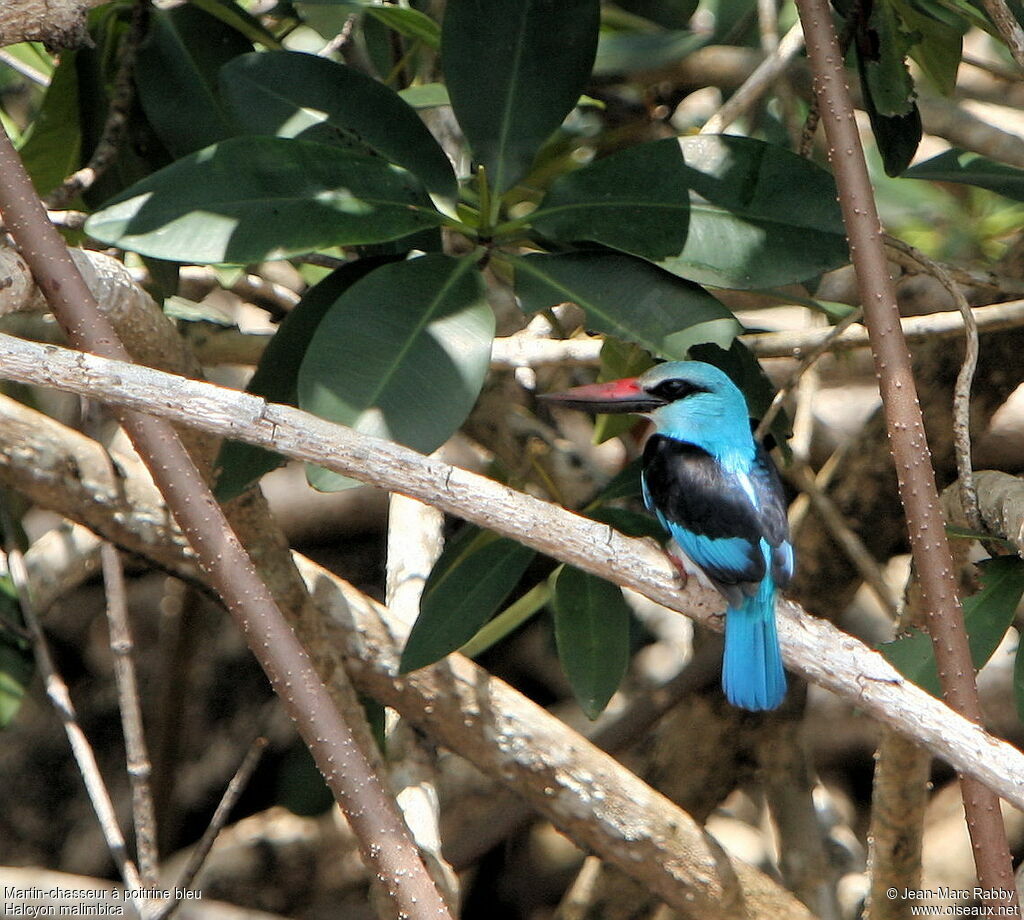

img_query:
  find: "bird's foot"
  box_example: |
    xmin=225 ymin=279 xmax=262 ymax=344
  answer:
xmin=667 ymin=553 xmax=690 ymax=585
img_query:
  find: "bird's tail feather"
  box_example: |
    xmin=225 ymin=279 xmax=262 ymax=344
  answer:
xmin=722 ymin=581 xmax=786 ymax=711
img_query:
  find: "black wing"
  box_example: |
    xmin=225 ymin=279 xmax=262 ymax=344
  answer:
xmin=641 ymin=435 xmax=792 ymax=589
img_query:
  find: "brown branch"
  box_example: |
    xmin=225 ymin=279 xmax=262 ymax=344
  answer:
xmin=153 ymin=737 xmax=268 ymax=920
xmin=700 ymin=22 xmax=805 ymax=134
xmin=885 ymin=238 xmax=981 ymax=530
xmin=0 ymin=0 xmax=107 ymax=47
xmin=101 ymin=541 xmax=161 ymax=887
xmin=866 ymin=732 xmax=931 ymax=920
xmin=0 ymin=127 xmax=452 ymax=920
xmin=5 ymin=338 xmax=1024 ymax=809
xmin=794 ymin=0 xmax=1019 ymax=909
xmin=0 ymin=498 xmax=148 ymax=915
xmin=977 ymin=0 xmax=1024 ymax=71
xmin=0 ymin=407 xmax=811 ymax=918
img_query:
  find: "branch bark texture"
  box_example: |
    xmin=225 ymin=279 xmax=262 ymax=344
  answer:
xmin=794 ymin=0 xmax=1018 ymax=907
xmin=2 ymin=335 xmax=1024 ymax=812
xmin=0 ymin=128 xmax=451 ymax=920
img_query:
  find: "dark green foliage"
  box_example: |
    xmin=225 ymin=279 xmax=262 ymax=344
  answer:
xmin=880 ymin=557 xmax=1024 ymax=697
xmin=400 ymin=527 xmax=536 ymax=673
xmin=298 ymin=255 xmax=493 ymax=491
xmin=214 ymin=258 xmax=395 ymax=501
xmin=442 ymin=0 xmax=600 ymax=195
xmin=905 ymin=148 xmax=1024 ymax=198
xmin=86 ymin=137 xmax=443 ymax=263
xmin=552 ymin=565 xmax=631 ymax=719
xmin=220 ymin=51 xmax=457 ymax=196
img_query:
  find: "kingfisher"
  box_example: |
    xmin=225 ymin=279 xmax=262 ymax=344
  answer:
xmin=543 ymin=361 xmax=792 ymax=710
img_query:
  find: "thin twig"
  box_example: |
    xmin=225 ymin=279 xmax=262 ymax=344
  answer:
xmin=7 ymin=336 xmax=1024 ymax=808
xmin=0 ymin=497 xmax=148 ymax=917
xmin=152 ymin=737 xmax=268 ymax=920
xmin=45 ymin=0 xmax=148 ymax=210
xmin=554 ymin=855 xmax=604 ymax=920
xmin=795 ymin=0 xmax=1019 ymax=908
xmin=885 ymin=237 xmax=982 ymax=530
xmin=744 ymin=298 xmax=1024 ymax=358
xmin=83 ymin=394 xmax=160 ymax=885
xmin=100 ymin=541 xmax=161 ymax=887
xmin=700 ymin=21 xmax=805 ymax=135
xmin=787 ymin=462 xmax=900 ymax=617
xmin=0 ymin=49 xmax=50 ymax=86
xmin=977 ymin=0 xmax=1024 ymax=71
xmin=754 ymin=306 xmax=863 ymax=441
xmin=0 ymin=124 xmax=453 ymax=920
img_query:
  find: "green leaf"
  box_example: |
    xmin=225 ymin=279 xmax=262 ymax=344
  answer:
xmin=214 ymin=258 xmax=395 ymax=501
xmin=17 ymin=53 xmax=81 ymax=197
xmin=552 ymin=565 xmax=631 ymax=719
xmin=220 ymin=51 xmax=457 ymax=197
xmin=587 ymin=505 xmax=667 ymax=541
xmin=861 ymin=0 xmax=917 ymax=117
xmin=85 ymin=136 xmax=444 ymax=264
xmin=904 ymin=148 xmax=1024 ymax=199
xmin=892 ymin=0 xmax=965 ymax=96
xmin=531 ymin=138 xmax=691 ymax=260
xmin=532 ymin=137 xmax=849 ymax=289
xmin=458 ymin=581 xmax=551 ymax=659
xmin=610 ymin=0 xmax=700 ymax=30
xmin=856 ymin=37 xmax=922 ymax=177
xmin=0 ymin=575 xmax=31 ymax=729
xmin=1014 ymin=637 xmax=1024 ymax=725
xmin=134 ymin=5 xmax=251 ymax=158
xmin=510 ymin=250 xmax=740 ymax=360
xmin=401 ymin=527 xmax=536 ymax=672
xmin=399 ymin=83 xmax=451 ymax=109
xmin=442 ymin=0 xmax=600 ymax=195
xmin=296 ymin=0 xmax=442 ymax=47
xmin=298 ymin=254 xmax=493 ymax=491
xmin=865 ymin=98 xmax=923 ymax=177
xmin=880 ymin=556 xmax=1024 ymax=697
xmin=676 ymin=135 xmax=848 ymax=288
xmin=363 ymin=6 xmax=441 ymax=47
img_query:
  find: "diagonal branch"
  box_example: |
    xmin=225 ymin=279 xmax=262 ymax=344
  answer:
xmin=794 ymin=0 xmax=1019 ymax=906
xmin=2 ymin=334 xmax=1024 ymax=811
xmin=0 ymin=126 xmax=451 ymax=920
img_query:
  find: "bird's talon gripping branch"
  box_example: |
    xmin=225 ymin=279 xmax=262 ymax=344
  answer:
xmin=543 ymin=362 xmax=793 ymax=712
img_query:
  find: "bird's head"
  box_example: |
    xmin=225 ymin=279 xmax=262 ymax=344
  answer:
xmin=542 ymin=360 xmax=752 ymax=449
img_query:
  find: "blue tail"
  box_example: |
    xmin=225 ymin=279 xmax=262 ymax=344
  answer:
xmin=722 ymin=579 xmax=786 ymax=710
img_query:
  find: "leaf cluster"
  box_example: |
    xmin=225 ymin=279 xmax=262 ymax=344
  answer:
xmin=4 ymin=0 xmax=1024 ymax=721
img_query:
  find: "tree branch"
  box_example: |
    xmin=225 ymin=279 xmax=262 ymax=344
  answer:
xmin=2 ymin=334 xmax=1024 ymax=812
xmin=0 ymin=127 xmax=452 ymax=920
xmin=795 ymin=0 xmax=1018 ymax=905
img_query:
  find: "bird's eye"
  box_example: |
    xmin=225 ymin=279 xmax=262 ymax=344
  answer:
xmin=648 ymin=379 xmax=708 ymax=401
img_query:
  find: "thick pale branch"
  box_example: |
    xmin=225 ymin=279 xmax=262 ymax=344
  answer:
xmin=5 ymin=396 xmax=809 ymax=918
xmin=1 ymin=334 xmax=1024 ymax=810
xmin=6 ymin=246 xmax=1024 ymax=369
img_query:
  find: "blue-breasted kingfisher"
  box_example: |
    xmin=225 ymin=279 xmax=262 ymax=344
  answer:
xmin=543 ymin=361 xmax=793 ymax=710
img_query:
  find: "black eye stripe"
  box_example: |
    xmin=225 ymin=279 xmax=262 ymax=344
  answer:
xmin=647 ymin=379 xmax=710 ymax=401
